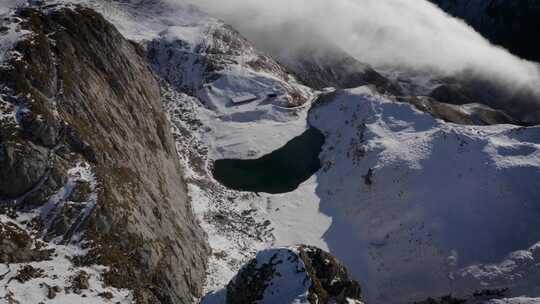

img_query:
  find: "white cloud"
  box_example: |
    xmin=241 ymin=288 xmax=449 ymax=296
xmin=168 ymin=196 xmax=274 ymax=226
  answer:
xmin=177 ymin=0 xmax=540 ymax=120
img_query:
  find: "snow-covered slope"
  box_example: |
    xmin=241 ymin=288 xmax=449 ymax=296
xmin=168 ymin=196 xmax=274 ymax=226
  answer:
xmin=165 ymin=76 xmax=540 ymax=303
xmin=147 ymin=22 xmax=311 ymax=110
xmin=167 ymin=82 xmax=540 ymax=303
xmin=0 ymin=163 xmax=133 ymax=304
xmin=306 ymin=87 xmax=540 ymax=302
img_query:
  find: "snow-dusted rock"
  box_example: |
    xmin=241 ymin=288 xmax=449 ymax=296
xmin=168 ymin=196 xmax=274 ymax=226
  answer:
xmin=148 ymin=22 xmax=311 ymax=110
xmin=396 ymin=96 xmax=516 ymax=126
xmin=0 ymin=4 xmax=209 ymax=303
xmin=225 ymin=245 xmax=363 ymax=304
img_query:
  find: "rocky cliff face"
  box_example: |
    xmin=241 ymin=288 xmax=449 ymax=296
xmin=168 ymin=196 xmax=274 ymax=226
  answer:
xmin=0 ymin=4 xmax=208 ymax=303
xmin=429 ymin=0 xmax=540 ymax=62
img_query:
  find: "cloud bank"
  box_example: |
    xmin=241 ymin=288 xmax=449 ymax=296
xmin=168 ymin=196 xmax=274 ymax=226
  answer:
xmin=176 ymin=0 xmax=540 ymax=121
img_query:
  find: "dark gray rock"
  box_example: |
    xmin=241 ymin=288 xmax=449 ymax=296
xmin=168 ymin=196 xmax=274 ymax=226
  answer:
xmin=299 ymin=245 xmax=362 ymax=304
xmin=429 ymin=84 xmax=476 ymax=105
xmin=0 ymin=141 xmax=49 ymax=198
xmin=19 ymin=109 xmax=59 ymax=147
xmin=68 ymin=180 xmax=92 ymax=203
xmin=64 ymin=125 xmax=96 ymax=163
xmin=20 ymin=156 xmax=69 ymax=207
xmin=425 ymin=79 xmax=537 ymax=125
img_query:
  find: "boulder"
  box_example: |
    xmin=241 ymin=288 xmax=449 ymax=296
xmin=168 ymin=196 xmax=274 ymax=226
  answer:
xmin=0 ymin=141 xmax=49 ymax=198
xmin=227 ymin=245 xmax=363 ymax=304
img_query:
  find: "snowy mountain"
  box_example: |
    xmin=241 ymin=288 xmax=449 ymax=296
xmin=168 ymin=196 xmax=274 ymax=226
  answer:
xmin=1 ymin=0 xmax=540 ymax=304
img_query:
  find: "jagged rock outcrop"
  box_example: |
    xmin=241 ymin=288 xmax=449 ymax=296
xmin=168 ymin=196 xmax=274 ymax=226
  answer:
xmin=429 ymin=0 xmax=540 ymax=62
xmin=0 ymin=4 xmax=208 ymax=303
xmin=427 ymin=78 xmax=539 ymax=125
xmin=273 ymin=44 xmax=401 ymax=94
xmin=387 ymin=70 xmax=534 ymax=126
xmin=282 ymin=48 xmax=401 ymax=94
xmin=226 ymin=245 xmax=363 ymax=304
xmin=396 ymin=96 xmax=515 ymax=125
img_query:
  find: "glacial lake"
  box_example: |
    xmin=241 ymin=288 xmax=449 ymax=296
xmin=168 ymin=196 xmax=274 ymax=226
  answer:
xmin=212 ymin=127 xmax=325 ymax=194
